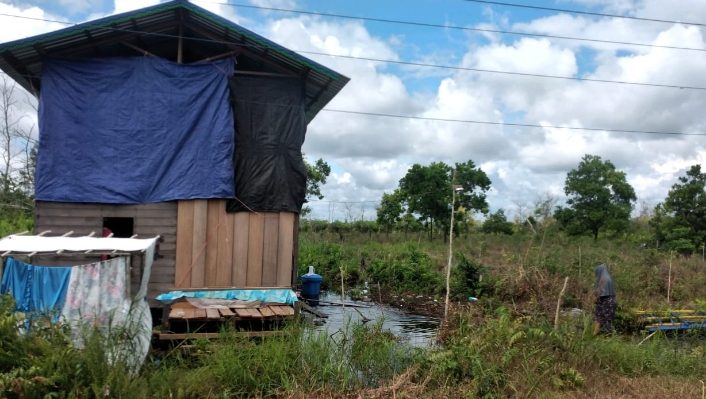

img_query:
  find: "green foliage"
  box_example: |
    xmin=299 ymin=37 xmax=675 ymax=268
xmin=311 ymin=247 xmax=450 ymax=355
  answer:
xmin=555 ymin=154 xmax=636 ymax=239
xmin=0 ymin=300 xmax=418 ymax=399
xmin=481 ymin=209 xmax=514 ymax=235
xmin=451 ymin=254 xmax=485 ymax=299
xmin=304 ymin=158 xmax=331 ymax=201
xmin=301 ymin=158 xmax=331 ymax=216
xmin=376 ymin=191 xmax=404 ymax=232
xmin=366 ymin=245 xmax=444 ymax=294
xmin=0 ymin=212 xmax=32 ymax=238
xmin=651 ymin=165 xmax=706 ymax=254
xmin=389 ymin=160 xmax=491 ymax=237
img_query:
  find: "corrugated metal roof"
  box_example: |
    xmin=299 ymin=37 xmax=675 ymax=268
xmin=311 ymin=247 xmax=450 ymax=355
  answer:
xmin=0 ymin=0 xmax=348 ymax=122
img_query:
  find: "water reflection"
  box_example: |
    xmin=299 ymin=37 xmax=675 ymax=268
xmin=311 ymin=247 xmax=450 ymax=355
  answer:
xmin=311 ymin=292 xmax=440 ymax=347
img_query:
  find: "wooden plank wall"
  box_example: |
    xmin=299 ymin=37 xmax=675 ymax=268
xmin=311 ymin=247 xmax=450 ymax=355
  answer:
xmin=175 ymin=199 xmax=296 ymax=289
xmin=33 ymin=201 xmax=177 ymax=297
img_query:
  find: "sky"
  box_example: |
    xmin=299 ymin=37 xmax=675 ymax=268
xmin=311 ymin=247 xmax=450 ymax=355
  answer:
xmin=2 ymin=0 xmax=706 ymax=221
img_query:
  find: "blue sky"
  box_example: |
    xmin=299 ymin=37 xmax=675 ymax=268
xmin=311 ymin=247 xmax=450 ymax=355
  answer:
xmin=2 ymin=0 xmax=706 ymax=222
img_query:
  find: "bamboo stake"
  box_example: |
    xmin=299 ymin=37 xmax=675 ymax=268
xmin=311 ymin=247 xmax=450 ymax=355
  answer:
xmin=554 ymin=277 xmax=569 ymax=329
xmin=340 ymin=266 xmax=345 ymax=311
xmin=444 ymin=174 xmax=460 ymax=320
xmin=578 ymin=245 xmax=582 ymax=278
xmin=667 ymin=253 xmax=673 ymax=304
xmin=638 ymin=331 xmax=657 ymax=346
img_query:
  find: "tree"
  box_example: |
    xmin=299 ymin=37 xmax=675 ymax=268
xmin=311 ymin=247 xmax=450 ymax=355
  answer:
xmin=305 ymin=158 xmax=331 ymax=201
xmin=554 ymin=154 xmax=636 ymax=240
xmin=376 ymin=190 xmax=404 ymax=233
xmin=301 ymin=157 xmax=331 ymax=217
xmin=385 ymin=160 xmax=491 ymax=239
xmin=481 ymin=209 xmax=514 ymax=235
xmin=651 ymin=165 xmax=706 ymax=254
xmin=0 ymin=74 xmax=35 ymax=221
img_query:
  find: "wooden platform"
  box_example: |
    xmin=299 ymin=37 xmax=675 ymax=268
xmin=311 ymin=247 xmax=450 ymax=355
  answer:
xmin=168 ymin=303 xmax=295 ymax=320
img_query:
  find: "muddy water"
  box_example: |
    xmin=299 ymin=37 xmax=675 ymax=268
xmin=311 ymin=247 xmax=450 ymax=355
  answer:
xmin=311 ymin=292 xmax=440 ymax=347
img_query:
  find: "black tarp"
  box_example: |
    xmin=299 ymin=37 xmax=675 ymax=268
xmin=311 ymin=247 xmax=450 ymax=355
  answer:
xmin=226 ymin=76 xmax=307 ymax=213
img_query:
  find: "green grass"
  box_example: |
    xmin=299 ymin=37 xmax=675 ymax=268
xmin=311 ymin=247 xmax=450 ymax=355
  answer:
xmin=4 ymin=223 xmax=706 ymax=397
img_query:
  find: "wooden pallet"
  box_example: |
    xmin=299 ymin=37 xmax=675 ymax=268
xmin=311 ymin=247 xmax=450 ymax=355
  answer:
xmin=156 ymin=331 xmax=284 ymax=340
xmin=167 ymin=302 xmax=295 ymax=321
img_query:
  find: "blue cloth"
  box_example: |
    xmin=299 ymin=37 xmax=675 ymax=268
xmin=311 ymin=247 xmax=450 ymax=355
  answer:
xmin=0 ymin=257 xmax=71 ymax=319
xmin=36 ymin=57 xmax=236 ymax=204
xmin=155 ymin=289 xmax=298 ymax=305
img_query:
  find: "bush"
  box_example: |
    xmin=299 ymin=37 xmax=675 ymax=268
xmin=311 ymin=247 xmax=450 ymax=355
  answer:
xmin=451 ymin=254 xmax=485 ymax=300
xmin=366 ymin=245 xmax=444 ymax=294
xmin=481 ymin=210 xmax=514 ymax=235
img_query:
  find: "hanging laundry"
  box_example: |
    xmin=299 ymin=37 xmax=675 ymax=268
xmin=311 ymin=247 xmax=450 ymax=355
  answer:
xmin=61 ymin=256 xmax=129 ymax=334
xmin=61 ymin=256 xmax=151 ymax=371
xmin=0 ymin=257 xmax=71 ymax=322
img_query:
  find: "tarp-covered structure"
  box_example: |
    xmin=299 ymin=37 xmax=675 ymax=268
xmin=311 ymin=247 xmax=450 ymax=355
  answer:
xmin=227 ymin=76 xmax=308 ymax=212
xmin=0 ymin=0 xmax=348 ymax=296
xmin=0 ymin=0 xmax=349 ymax=213
xmin=36 ymin=57 xmax=235 ymax=203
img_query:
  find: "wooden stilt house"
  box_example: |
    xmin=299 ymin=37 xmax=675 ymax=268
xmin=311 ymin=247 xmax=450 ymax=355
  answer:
xmin=0 ymin=0 xmax=348 ymax=302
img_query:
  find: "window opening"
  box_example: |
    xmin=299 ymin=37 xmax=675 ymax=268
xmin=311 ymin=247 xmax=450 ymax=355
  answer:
xmin=102 ymin=217 xmax=134 ymax=238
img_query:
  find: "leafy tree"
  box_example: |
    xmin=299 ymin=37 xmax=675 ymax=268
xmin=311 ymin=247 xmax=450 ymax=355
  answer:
xmin=397 ymin=213 xmax=422 ymax=239
xmin=301 ymin=158 xmax=331 ymax=217
xmin=554 ymin=154 xmax=636 ymax=240
xmin=395 ymin=160 xmax=491 ymax=239
xmin=0 ymin=75 xmax=34 ymax=222
xmin=376 ymin=190 xmax=404 ymax=233
xmin=651 ymin=165 xmax=706 ymax=253
xmin=481 ymin=209 xmax=514 ymax=235
xmin=305 ymin=158 xmax=331 ymax=201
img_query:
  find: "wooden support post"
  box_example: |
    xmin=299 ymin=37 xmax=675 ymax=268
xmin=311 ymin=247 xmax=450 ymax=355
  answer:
xmin=667 ymin=253 xmax=673 ymax=305
xmin=554 ymin=277 xmax=569 ymax=329
xmin=177 ymin=24 xmax=183 ymax=64
xmin=121 ymin=41 xmax=156 ymax=57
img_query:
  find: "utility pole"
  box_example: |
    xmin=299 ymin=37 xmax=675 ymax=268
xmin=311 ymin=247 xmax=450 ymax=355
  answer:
xmin=444 ymin=170 xmax=463 ymax=320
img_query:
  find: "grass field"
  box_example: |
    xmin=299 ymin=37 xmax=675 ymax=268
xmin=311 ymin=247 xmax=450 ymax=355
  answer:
xmin=3 ymin=223 xmax=706 ymax=398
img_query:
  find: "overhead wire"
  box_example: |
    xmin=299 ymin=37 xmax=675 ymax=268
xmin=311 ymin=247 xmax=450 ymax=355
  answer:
xmin=2 ymin=12 xmax=706 ymax=92
xmin=197 ymin=97 xmax=706 ymax=136
xmin=201 ymin=1 xmax=706 ymax=53
xmin=0 ymin=10 xmax=705 ymax=137
xmin=463 ymin=0 xmax=706 ymax=28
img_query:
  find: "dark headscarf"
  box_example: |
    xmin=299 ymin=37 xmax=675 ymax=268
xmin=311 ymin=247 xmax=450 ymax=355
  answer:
xmin=594 ymin=264 xmax=616 ymax=297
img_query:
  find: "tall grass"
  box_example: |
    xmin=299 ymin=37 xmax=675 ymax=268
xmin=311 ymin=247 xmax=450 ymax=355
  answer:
xmin=0 ymin=296 xmax=420 ymax=398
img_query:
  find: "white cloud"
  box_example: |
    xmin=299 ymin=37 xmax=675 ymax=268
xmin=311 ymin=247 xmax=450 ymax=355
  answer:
xmin=0 ymin=3 xmax=66 ymax=42
xmin=249 ymin=0 xmax=297 ymax=10
xmin=5 ymin=0 xmax=706 ymax=220
xmin=113 ymin=0 xmax=159 ymax=14
xmin=191 ymin=0 xmax=244 ymax=24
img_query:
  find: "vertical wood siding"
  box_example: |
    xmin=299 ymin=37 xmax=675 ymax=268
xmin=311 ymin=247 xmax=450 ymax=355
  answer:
xmin=33 ymin=200 xmax=296 ymax=297
xmin=175 ymin=199 xmax=295 ymax=289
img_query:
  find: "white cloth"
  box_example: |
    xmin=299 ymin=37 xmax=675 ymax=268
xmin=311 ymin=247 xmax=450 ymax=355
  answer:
xmin=61 ymin=256 xmax=152 ymax=371
xmin=0 ymin=235 xmax=158 ymax=253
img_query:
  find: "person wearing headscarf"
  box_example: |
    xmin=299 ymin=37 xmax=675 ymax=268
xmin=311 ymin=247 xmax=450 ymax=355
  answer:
xmin=594 ymin=264 xmax=617 ymax=334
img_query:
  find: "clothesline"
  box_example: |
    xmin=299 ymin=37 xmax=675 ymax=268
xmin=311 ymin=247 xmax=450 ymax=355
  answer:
xmin=0 ymin=232 xmax=160 ymax=257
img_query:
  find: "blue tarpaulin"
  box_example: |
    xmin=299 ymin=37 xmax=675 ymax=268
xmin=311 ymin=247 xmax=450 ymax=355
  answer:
xmin=0 ymin=257 xmax=71 ymax=319
xmin=155 ymin=289 xmax=298 ymax=305
xmin=36 ymin=57 xmax=235 ymax=203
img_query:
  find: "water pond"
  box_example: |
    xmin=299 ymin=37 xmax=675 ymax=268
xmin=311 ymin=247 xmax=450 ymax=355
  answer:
xmin=309 ymin=292 xmax=440 ymax=347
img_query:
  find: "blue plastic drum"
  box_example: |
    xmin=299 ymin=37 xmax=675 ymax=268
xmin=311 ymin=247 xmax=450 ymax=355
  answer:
xmin=300 ymin=269 xmax=323 ymax=306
